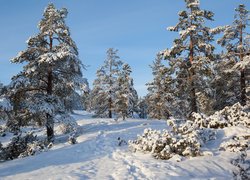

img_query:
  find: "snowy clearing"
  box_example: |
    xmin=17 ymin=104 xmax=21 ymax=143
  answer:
xmin=0 ymin=111 xmax=249 ymax=180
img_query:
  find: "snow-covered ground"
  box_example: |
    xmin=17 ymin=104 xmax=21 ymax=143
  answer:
xmin=0 ymin=111 xmax=249 ymax=180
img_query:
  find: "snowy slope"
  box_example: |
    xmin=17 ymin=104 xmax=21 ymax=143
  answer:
xmin=0 ymin=111 xmax=249 ymax=180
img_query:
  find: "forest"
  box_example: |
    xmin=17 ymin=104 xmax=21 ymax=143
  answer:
xmin=0 ymin=0 xmax=249 ymax=179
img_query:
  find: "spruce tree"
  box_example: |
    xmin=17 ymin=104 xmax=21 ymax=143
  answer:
xmin=10 ymin=4 xmax=86 ymax=142
xmin=129 ymin=80 xmax=139 ymax=117
xmin=91 ymin=48 xmax=123 ymax=118
xmin=137 ymin=97 xmax=147 ymax=119
xmin=211 ymin=57 xmax=241 ymax=111
xmin=217 ymin=4 xmax=249 ymax=106
xmin=91 ymin=68 xmax=110 ymax=117
xmin=81 ymin=90 xmax=91 ymax=111
xmin=115 ymin=64 xmax=138 ymax=120
xmin=164 ymin=0 xmax=216 ymax=116
xmin=146 ymin=53 xmax=173 ymax=119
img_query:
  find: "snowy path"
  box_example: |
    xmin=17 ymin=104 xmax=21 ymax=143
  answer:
xmin=0 ymin=112 xmax=246 ymax=180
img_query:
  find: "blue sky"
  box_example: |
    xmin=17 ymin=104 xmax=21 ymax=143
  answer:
xmin=0 ymin=0 xmax=249 ymax=97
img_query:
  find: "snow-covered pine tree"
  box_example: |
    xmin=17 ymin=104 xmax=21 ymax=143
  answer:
xmin=217 ymin=4 xmax=250 ymax=106
xmin=211 ymin=57 xmax=241 ymax=111
xmin=90 ymin=69 xmax=110 ymax=117
xmin=163 ymin=0 xmax=216 ymax=116
xmin=63 ymin=78 xmax=89 ymax=112
xmin=64 ymin=91 xmax=83 ymax=111
xmin=90 ymin=48 xmax=123 ymax=118
xmin=129 ymin=79 xmax=139 ymax=117
xmin=137 ymin=97 xmax=147 ymax=119
xmin=115 ymin=64 xmax=138 ymax=120
xmin=81 ymin=87 xmax=91 ymax=111
xmin=146 ymin=53 xmax=173 ymax=120
xmin=10 ymin=3 xmax=86 ymax=142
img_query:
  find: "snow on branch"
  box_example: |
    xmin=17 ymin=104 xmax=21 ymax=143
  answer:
xmin=0 ymin=97 xmax=12 ymax=112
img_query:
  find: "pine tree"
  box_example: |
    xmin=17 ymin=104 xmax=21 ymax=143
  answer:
xmin=217 ymin=4 xmax=250 ymax=106
xmin=90 ymin=48 xmax=123 ymax=118
xmin=63 ymin=78 xmax=89 ymax=112
xmin=91 ymin=69 xmax=110 ymax=117
xmin=81 ymin=90 xmax=91 ymax=111
xmin=115 ymin=64 xmax=138 ymax=120
xmin=146 ymin=53 xmax=173 ymax=119
xmin=163 ymin=0 xmax=216 ymax=116
xmin=10 ymin=4 xmax=86 ymax=142
xmin=129 ymin=79 xmax=139 ymax=117
xmin=211 ymin=57 xmax=241 ymax=111
xmin=137 ymin=97 xmax=147 ymax=119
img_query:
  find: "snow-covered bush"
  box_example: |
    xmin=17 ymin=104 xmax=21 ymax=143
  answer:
xmin=220 ymin=136 xmax=249 ymax=152
xmin=129 ymin=103 xmax=249 ymax=161
xmin=55 ymin=114 xmax=79 ymax=135
xmin=231 ymin=152 xmax=250 ymax=180
xmin=0 ymin=132 xmax=46 ymax=161
xmin=191 ymin=103 xmax=250 ymax=129
xmin=167 ymin=119 xmax=217 ymax=144
xmin=129 ymin=115 xmax=217 ymax=160
xmin=129 ymin=128 xmax=204 ymax=160
xmin=19 ymin=141 xmax=46 ymax=158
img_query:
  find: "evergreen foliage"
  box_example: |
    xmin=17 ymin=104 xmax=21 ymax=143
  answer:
xmin=115 ymin=64 xmax=138 ymax=120
xmin=217 ymin=4 xmax=250 ymax=106
xmin=163 ymin=0 xmax=217 ymax=117
xmin=211 ymin=58 xmax=241 ymax=111
xmin=91 ymin=48 xmax=138 ymax=119
xmin=191 ymin=103 xmax=250 ymax=128
xmin=9 ymin=3 xmax=86 ymax=142
xmin=129 ymin=102 xmax=249 ymax=161
xmin=146 ymin=53 xmax=174 ymax=119
xmin=0 ymin=132 xmax=46 ymax=161
xmin=0 ymin=82 xmax=12 ymax=122
xmin=137 ymin=97 xmax=147 ymax=119
xmin=55 ymin=114 xmax=79 ymax=135
xmin=231 ymin=152 xmax=250 ymax=179
xmin=129 ymin=125 xmax=216 ymax=160
xmin=91 ymin=48 xmax=123 ymax=118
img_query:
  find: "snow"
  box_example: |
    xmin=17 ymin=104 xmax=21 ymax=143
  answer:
xmin=0 ymin=97 xmax=12 ymax=111
xmin=233 ymin=55 xmax=250 ymax=70
xmin=0 ymin=111 xmax=249 ymax=179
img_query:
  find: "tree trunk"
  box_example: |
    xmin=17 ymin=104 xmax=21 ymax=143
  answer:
xmin=122 ymin=112 xmax=125 ymax=121
xmin=240 ymin=70 xmax=246 ymax=106
xmin=46 ymin=114 xmax=54 ymax=142
xmin=46 ymin=34 xmax=54 ymax=142
xmin=189 ymin=33 xmax=198 ymax=114
xmin=239 ymin=24 xmax=246 ymax=106
xmin=108 ymin=58 xmax=112 ymax=118
xmin=190 ymin=69 xmax=198 ymax=113
xmin=109 ymin=93 xmax=112 ymax=118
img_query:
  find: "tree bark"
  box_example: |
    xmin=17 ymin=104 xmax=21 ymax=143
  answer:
xmin=46 ymin=34 xmax=54 ymax=142
xmin=239 ymin=24 xmax=247 ymax=106
xmin=108 ymin=91 xmax=112 ymax=118
xmin=240 ymin=70 xmax=246 ymax=105
xmin=189 ymin=33 xmax=198 ymax=114
xmin=108 ymin=58 xmax=112 ymax=118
